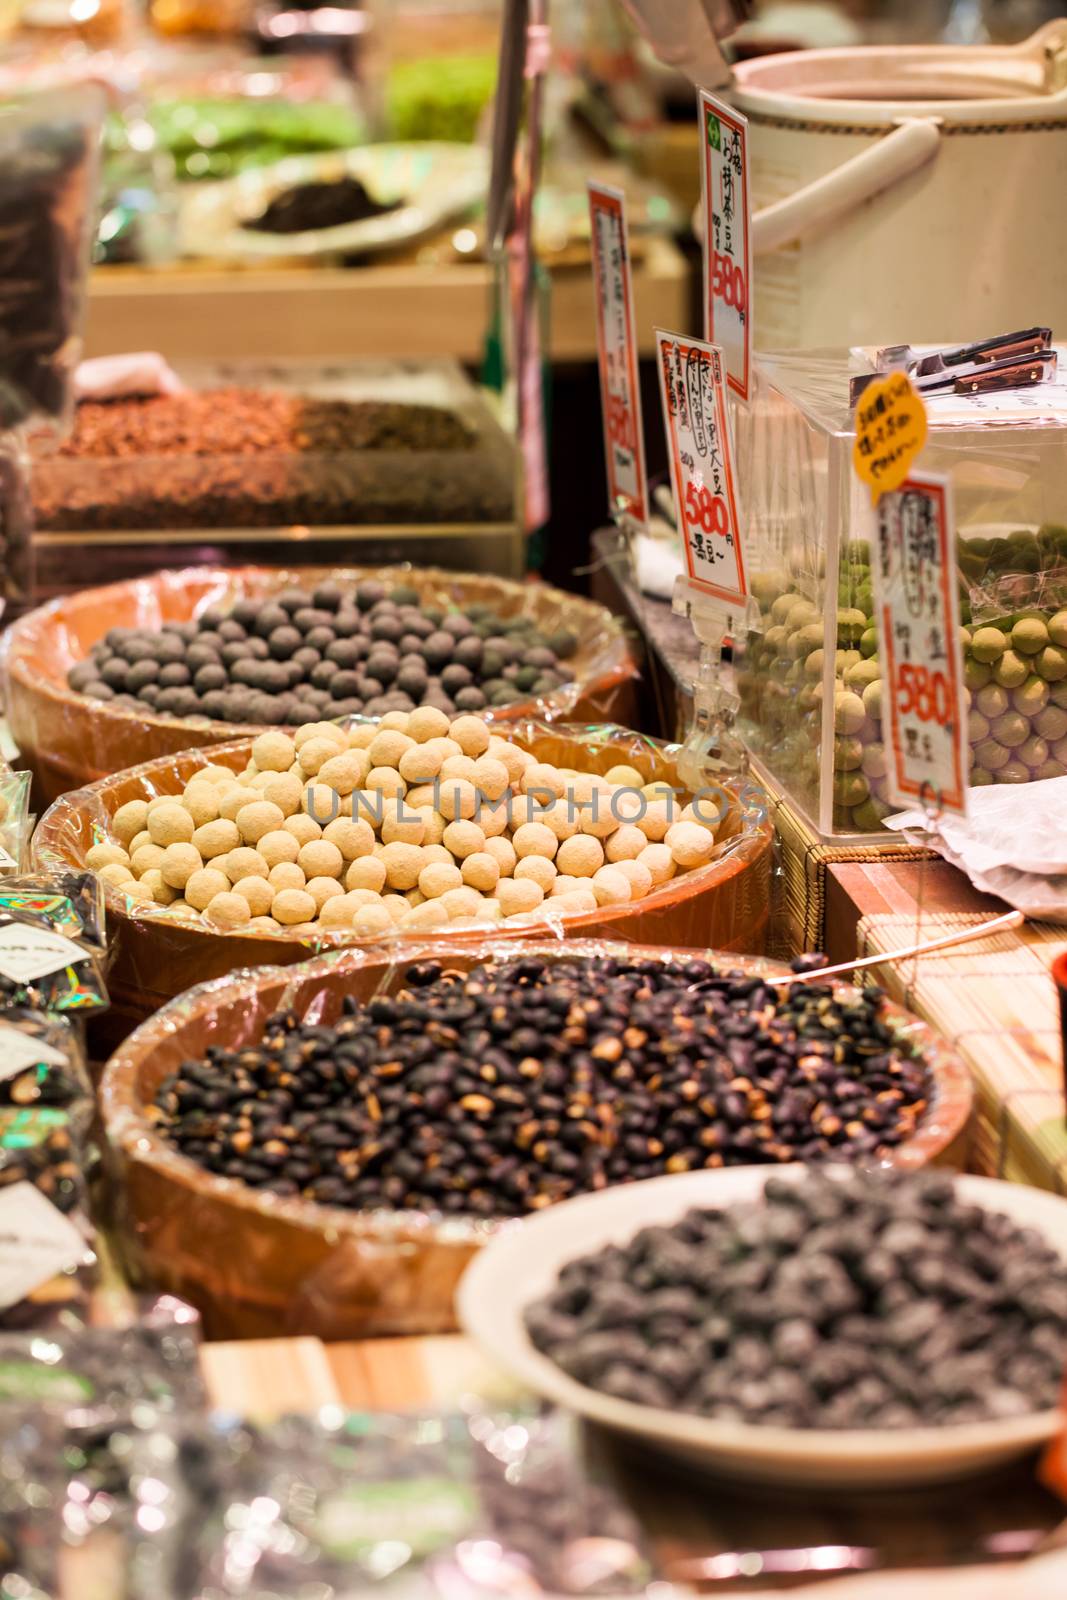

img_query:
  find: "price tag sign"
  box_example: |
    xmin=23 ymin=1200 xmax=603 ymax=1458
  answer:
xmin=853 ymin=371 xmax=929 ymax=503
xmin=656 ymin=329 xmax=746 ymax=607
xmin=868 ymin=472 xmax=968 ymax=816
xmin=698 ymin=90 xmax=752 ymax=403
xmin=588 ymin=182 xmax=649 ymax=528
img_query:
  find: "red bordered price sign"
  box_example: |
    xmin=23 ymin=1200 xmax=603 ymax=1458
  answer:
xmin=588 ymin=182 xmax=649 ymax=528
xmin=870 ymin=472 xmax=969 ymax=816
xmin=698 ymin=90 xmax=752 ymax=403
xmin=656 ymin=329 xmax=746 ymax=607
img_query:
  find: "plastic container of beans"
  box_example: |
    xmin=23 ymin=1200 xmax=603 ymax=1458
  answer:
xmin=3 ymin=564 xmax=638 ymax=806
xmin=100 ymin=939 xmax=972 ymax=1341
xmin=34 ymin=718 xmax=775 ymax=1050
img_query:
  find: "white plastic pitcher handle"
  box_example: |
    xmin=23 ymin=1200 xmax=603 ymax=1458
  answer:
xmin=752 ymin=118 xmax=941 ymax=256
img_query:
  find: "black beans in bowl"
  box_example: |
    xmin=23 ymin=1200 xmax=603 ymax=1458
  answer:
xmin=147 ymin=954 xmax=942 ymax=1220
xmin=66 ymin=581 xmax=579 ymax=726
xmin=523 ymin=1168 xmax=1067 ymax=1430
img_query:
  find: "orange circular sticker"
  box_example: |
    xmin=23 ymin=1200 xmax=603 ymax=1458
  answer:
xmin=853 ymin=372 xmax=928 ymax=504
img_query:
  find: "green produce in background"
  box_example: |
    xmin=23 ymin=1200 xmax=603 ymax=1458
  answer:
xmin=106 ymin=98 xmax=367 ymax=184
xmin=386 ymin=55 xmax=497 ymax=144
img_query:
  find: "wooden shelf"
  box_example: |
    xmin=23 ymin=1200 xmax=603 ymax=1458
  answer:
xmin=84 ymin=236 xmax=693 ymax=365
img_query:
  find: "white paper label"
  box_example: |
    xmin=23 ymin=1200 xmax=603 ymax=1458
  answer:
xmin=588 ymin=181 xmax=649 ymax=528
xmin=656 ymin=329 xmax=747 ymax=607
xmin=0 ymin=847 xmax=15 ymax=870
xmin=699 ymin=90 xmax=752 ymax=402
xmin=0 ymin=1183 xmax=88 ymax=1311
xmin=0 ymin=925 xmax=86 ymax=985
xmin=868 ymin=472 xmax=969 ymax=817
xmin=0 ymin=1026 xmax=68 ymax=1083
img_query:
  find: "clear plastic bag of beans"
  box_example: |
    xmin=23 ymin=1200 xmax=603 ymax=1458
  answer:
xmin=0 ymin=1009 xmax=93 ymax=1110
xmin=98 ymin=937 xmax=972 ymax=1342
xmin=3 ymin=563 xmax=638 ymax=805
xmin=184 ymin=1402 xmax=654 ymax=1599
xmin=0 ymin=1136 xmax=96 ymax=1331
xmin=33 ymin=718 xmax=775 ymax=1047
xmin=0 ymin=869 xmax=110 ymax=1016
xmin=0 ymin=771 xmax=32 ymax=874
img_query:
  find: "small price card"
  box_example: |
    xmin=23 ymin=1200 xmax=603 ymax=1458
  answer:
xmin=698 ymin=90 xmax=752 ymax=403
xmin=869 ymin=471 xmax=969 ymax=817
xmin=656 ymin=329 xmax=746 ymax=607
xmin=587 ymin=182 xmax=649 ymax=528
xmin=853 ymin=371 xmax=928 ymax=502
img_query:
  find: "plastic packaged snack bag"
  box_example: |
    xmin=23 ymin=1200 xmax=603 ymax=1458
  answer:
xmin=0 ymin=1009 xmax=93 ymax=1109
xmin=0 ymin=871 xmax=110 ymax=1015
xmin=0 ymin=1128 xmax=96 ymax=1331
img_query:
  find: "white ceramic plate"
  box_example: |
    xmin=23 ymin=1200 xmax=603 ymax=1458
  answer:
xmin=179 ymin=142 xmax=488 ymax=261
xmin=457 ymin=1166 xmax=1067 ymax=1488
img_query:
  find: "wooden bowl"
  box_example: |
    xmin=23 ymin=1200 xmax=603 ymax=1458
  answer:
xmin=34 ymin=720 xmax=776 ymax=1051
xmin=101 ymin=940 xmax=973 ymax=1341
xmin=3 ymin=564 xmax=638 ymax=806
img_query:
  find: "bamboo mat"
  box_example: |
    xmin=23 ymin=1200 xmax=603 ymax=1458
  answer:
xmin=856 ymin=911 xmax=1067 ymax=1190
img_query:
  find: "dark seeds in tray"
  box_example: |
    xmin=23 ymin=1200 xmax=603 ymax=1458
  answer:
xmin=524 ymin=1168 xmax=1067 ymax=1430
xmin=68 ymin=582 xmax=577 ymax=724
xmin=149 ymin=956 xmax=933 ymax=1218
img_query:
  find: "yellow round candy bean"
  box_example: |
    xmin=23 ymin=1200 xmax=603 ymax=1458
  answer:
xmin=605 ymin=764 xmax=645 ymax=789
xmin=407 ymin=706 xmax=452 ymax=743
xmin=182 ymin=784 xmax=221 ymax=827
xmin=131 ymin=843 xmax=165 ymax=876
xmin=379 ymin=841 xmax=425 ymax=890
xmin=87 ymin=842 xmax=131 ymax=871
xmin=614 ymin=858 xmax=653 ymax=899
xmin=346 ymin=856 xmax=387 ymax=893
xmin=252 ymin=732 xmax=296 ymax=773
xmin=666 ymin=821 xmax=717 ymax=869
xmin=352 ymin=902 xmax=396 ymax=936
xmin=512 ymin=822 xmax=558 ymax=860
xmin=185 ymin=866 xmax=231 ymax=910
xmin=161 ymin=842 xmax=203 ymax=890
xmin=297 ymin=839 xmax=344 ymax=881
xmin=637 ymin=843 xmax=675 ymax=885
xmin=497 ymin=878 xmax=545 ymax=918
xmin=514 ymin=855 xmax=555 ymax=892
xmin=592 ymin=866 xmax=631 ymax=906
xmin=484 ymin=836 xmax=518 ymax=876
xmin=261 ymin=772 xmax=304 ymax=818
xmin=555 ymin=835 xmax=604 ymax=877
xmin=305 ymin=876 xmax=345 ymax=912
xmin=269 ymin=862 xmax=306 ymax=893
xmin=223 ymin=847 xmax=268 ymax=884
xmin=112 ymin=800 xmax=149 ymax=845
xmin=271 ymin=888 xmax=317 ymax=926
xmin=450 ymin=715 xmax=491 ymax=757
xmin=284 ymin=814 xmax=322 ymax=846
xmin=147 ymin=804 xmax=195 ymax=848
xmin=233 ymin=876 xmax=274 ymax=918
xmin=419 ymin=861 xmax=463 ymax=899
xmin=193 ymin=819 xmax=242 ymax=861
xmin=462 ymin=852 xmax=500 ymax=892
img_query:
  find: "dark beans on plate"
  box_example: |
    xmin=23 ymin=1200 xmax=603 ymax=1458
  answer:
xmin=149 ymin=956 xmax=933 ymax=1218
xmin=68 ymin=585 xmax=578 ymax=726
xmin=524 ymin=1168 xmax=1067 ymax=1429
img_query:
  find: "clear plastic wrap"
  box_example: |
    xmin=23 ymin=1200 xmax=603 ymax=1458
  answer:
xmin=100 ymin=938 xmax=972 ymax=1340
xmin=35 ymin=719 xmax=774 ymax=1048
xmin=5 ymin=564 xmax=639 ymax=805
xmin=733 ymin=345 xmax=1067 ymax=839
xmin=0 ymin=871 xmax=110 ymax=1016
xmin=0 ymin=1298 xmax=203 ymax=1414
xmin=0 ymin=771 xmax=33 ymax=873
xmin=0 ymin=1009 xmax=93 ymax=1109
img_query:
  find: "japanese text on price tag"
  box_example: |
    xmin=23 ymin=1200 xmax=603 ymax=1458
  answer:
xmin=699 ymin=91 xmax=752 ymax=403
xmin=656 ymin=329 xmax=746 ymax=607
xmin=853 ymin=371 xmax=928 ymax=503
xmin=588 ymin=182 xmax=649 ymax=528
xmin=869 ymin=473 xmax=968 ymax=816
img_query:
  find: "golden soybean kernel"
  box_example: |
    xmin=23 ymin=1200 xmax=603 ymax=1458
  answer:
xmin=305 ymin=876 xmax=346 ymax=912
xmin=605 ymin=763 xmax=645 ymax=789
xmin=185 ymin=866 xmax=231 ymax=911
xmin=614 ymin=858 xmax=653 ymax=899
xmin=203 ymin=891 xmax=252 ymax=929
xmin=514 ymin=854 xmax=555 ymax=891
xmin=346 ymin=856 xmax=388 ymax=893
xmin=97 ymin=862 xmax=135 ymax=890
xmin=442 ymin=819 xmax=486 ymax=860
xmin=272 ymin=888 xmax=317 ymax=926
xmin=223 ymin=847 xmax=269 ymax=884
xmin=437 ymin=778 xmax=478 ymax=821
xmin=112 ymin=800 xmax=150 ymax=845
xmin=520 ymin=762 xmax=566 ymax=799
xmin=512 ymin=821 xmax=558 ymax=860
xmin=317 ymin=894 xmax=358 ymax=930
xmin=555 ymin=834 xmax=604 ymax=877
xmin=368 ymin=730 xmax=415 ymax=768
xmin=380 ymin=841 xmax=425 ymax=890
xmin=258 ymin=830 xmax=301 ymax=869
xmin=484 ymin=835 xmax=518 ymax=876
xmin=233 ymin=876 xmax=274 ymax=918
xmin=381 ymin=807 xmax=426 ymax=846
xmin=131 ymin=843 xmax=165 ymax=876
xmin=407 ymin=706 xmax=452 ymax=743
xmin=462 ymin=852 xmax=500 ymax=892
xmin=182 ymin=784 xmax=222 ymax=827
xmin=592 ymin=865 xmax=632 ymax=906
xmin=261 ymin=772 xmax=304 ymax=817
xmin=497 ymin=877 xmax=545 ymax=918
xmin=635 ymin=800 xmax=672 ymax=841
xmin=401 ymin=900 xmax=451 ymax=931
xmin=269 ymin=861 xmax=307 ymax=893
xmin=193 ymin=819 xmax=242 ymax=860
xmin=450 ymin=715 xmax=491 ymax=757
xmin=87 ymin=842 xmax=131 ymax=871
xmin=317 ymin=751 xmax=368 ymax=796
xmin=440 ymin=886 xmax=487 ymax=921
xmin=147 ymin=804 xmax=195 ymax=848
xmin=419 ymin=861 xmax=463 ymax=899
xmin=284 ymin=814 xmax=322 ymax=847
xmin=297 ymin=839 xmax=344 ymax=881
xmin=638 ymin=842 xmax=676 ymax=886
xmin=470 ymin=756 xmax=509 ymax=801
xmin=605 ymin=823 xmax=647 ymax=862
xmin=666 ymin=821 xmax=717 ymax=869
xmin=161 ymin=842 xmax=203 ymax=890
xmin=252 ymin=732 xmax=296 ymax=772
xmin=218 ymin=787 xmax=261 ymax=822
xmin=323 ymin=818 xmax=375 ymax=860
xmin=352 ymin=902 xmax=397 ymax=936
xmin=365 ymin=767 xmax=407 ymax=799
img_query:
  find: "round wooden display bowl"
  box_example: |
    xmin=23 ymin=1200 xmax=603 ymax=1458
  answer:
xmin=3 ymin=565 xmax=639 ymax=807
xmin=101 ymin=938 xmax=973 ymax=1341
xmin=34 ymin=719 xmax=776 ymax=1050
